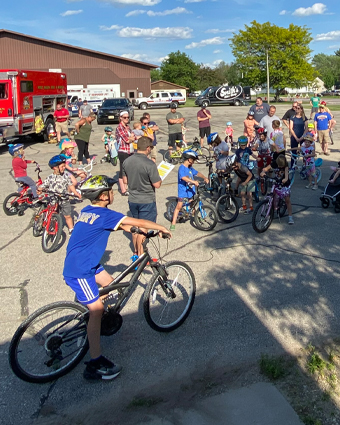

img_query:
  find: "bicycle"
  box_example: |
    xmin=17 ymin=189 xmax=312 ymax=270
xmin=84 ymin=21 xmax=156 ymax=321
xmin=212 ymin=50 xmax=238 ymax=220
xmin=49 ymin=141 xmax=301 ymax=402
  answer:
xmin=74 ymin=157 xmax=97 ymax=191
xmin=215 ymin=171 xmax=239 ymax=223
xmin=166 ymin=183 xmax=218 ymax=231
xmin=3 ymin=164 xmax=44 ymax=216
xmin=287 ymin=152 xmax=322 ymax=186
xmin=9 ymin=228 xmax=196 ymax=383
xmin=163 ymin=137 xmax=210 ymax=165
xmin=252 ymin=177 xmax=288 ymax=233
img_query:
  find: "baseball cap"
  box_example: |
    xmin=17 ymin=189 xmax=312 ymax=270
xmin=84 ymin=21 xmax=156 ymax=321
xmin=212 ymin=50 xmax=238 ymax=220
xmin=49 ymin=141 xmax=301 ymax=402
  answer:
xmin=137 ymin=136 xmax=153 ymax=150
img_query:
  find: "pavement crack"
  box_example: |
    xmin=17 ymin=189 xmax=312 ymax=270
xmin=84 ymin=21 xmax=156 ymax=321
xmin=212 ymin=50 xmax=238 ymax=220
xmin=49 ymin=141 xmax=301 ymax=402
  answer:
xmin=30 ymin=380 xmax=58 ymax=420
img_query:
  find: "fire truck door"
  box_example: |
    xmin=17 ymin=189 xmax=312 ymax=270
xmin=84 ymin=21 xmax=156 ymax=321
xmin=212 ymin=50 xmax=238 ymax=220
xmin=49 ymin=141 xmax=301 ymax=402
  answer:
xmin=0 ymin=81 xmax=14 ymax=124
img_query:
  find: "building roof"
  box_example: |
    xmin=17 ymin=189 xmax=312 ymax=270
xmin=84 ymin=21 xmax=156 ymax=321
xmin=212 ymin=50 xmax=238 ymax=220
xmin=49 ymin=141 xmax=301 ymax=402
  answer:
xmin=151 ymin=80 xmax=189 ymax=90
xmin=0 ymin=29 xmax=158 ymax=69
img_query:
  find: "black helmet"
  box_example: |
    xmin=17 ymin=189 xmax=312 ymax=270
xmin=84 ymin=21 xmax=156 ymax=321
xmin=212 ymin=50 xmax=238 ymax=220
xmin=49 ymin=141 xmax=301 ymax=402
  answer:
xmin=182 ymin=149 xmax=198 ymax=161
xmin=81 ymin=175 xmax=116 ymax=201
xmin=170 ymin=102 xmax=178 ymax=109
xmin=48 ymin=155 xmax=66 ymax=169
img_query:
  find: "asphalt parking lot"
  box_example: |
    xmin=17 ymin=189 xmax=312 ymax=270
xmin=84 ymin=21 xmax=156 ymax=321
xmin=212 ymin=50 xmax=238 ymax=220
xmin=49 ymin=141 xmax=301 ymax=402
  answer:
xmin=1 ymin=104 xmax=340 ymax=425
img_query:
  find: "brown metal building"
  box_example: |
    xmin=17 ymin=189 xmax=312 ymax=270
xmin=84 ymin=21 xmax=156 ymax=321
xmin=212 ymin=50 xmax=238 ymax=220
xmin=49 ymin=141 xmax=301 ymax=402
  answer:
xmin=0 ymin=29 xmax=158 ymax=99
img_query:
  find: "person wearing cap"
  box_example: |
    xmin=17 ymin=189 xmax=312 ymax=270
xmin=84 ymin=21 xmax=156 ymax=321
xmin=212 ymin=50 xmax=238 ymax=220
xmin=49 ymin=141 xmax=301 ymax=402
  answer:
xmin=314 ymin=104 xmax=332 ymax=155
xmin=116 ymin=111 xmax=135 ymax=195
xmin=166 ymin=102 xmax=185 ymax=154
xmin=320 ymin=101 xmax=336 ymax=142
xmin=197 ymin=104 xmax=211 ymax=147
xmin=122 ymin=136 xmax=162 ymax=256
xmin=79 ymin=99 xmax=93 ymax=118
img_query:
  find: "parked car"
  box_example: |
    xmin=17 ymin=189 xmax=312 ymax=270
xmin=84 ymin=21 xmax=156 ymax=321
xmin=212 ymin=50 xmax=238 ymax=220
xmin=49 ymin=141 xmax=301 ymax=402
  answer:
xmin=133 ymin=92 xmax=186 ymax=110
xmin=97 ymin=98 xmax=134 ymax=125
xmin=195 ymin=85 xmax=251 ymax=107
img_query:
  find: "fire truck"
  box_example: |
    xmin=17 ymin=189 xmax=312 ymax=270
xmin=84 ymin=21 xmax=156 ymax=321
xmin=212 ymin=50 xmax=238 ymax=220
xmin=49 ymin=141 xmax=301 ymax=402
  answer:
xmin=0 ymin=70 xmax=67 ymax=146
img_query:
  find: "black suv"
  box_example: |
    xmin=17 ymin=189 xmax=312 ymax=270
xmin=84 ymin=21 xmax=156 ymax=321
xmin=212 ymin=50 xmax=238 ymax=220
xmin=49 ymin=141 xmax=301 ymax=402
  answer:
xmin=97 ymin=98 xmax=134 ymax=125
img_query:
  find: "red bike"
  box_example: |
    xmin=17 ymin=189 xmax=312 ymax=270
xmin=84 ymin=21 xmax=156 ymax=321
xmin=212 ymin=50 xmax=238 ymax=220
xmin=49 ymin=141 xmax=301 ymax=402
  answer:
xmin=3 ymin=165 xmax=43 ymax=216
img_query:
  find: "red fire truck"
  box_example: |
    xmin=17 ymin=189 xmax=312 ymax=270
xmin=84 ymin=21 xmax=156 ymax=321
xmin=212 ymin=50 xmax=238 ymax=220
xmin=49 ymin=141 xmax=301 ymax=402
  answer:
xmin=0 ymin=70 xmax=67 ymax=146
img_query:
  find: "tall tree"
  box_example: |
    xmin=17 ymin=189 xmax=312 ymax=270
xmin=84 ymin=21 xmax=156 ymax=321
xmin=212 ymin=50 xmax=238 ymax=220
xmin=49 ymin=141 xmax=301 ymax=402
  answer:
xmin=160 ymin=51 xmax=200 ymax=92
xmin=196 ymin=65 xmax=219 ymax=90
xmin=150 ymin=69 xmax=162 ymax=82
xmin=312 ymin=53 xmax=340 ymax=89
xmin=230 ymin=21 xmax=316 ymax=95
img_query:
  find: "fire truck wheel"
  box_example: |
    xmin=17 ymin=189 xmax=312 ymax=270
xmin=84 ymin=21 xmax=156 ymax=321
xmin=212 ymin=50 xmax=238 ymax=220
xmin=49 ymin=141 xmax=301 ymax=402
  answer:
xmin=44 ymin=118 xmax=55 ymax=142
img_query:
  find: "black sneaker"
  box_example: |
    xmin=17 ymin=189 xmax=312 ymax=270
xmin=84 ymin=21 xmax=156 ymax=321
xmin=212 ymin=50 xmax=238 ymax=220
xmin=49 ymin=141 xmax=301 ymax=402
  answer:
xmin=83 ymin=356 xmax=122 ymax=381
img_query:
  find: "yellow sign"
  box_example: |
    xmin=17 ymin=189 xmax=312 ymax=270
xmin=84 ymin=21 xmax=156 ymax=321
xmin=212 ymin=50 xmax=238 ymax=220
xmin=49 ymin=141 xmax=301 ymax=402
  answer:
xmin=157 ymin=160 xmax=175 ymax=181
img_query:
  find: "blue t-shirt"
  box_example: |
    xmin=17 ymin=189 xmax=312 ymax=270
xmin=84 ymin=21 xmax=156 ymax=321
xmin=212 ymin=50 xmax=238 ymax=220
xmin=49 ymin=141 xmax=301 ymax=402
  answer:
xmin=235 ymin=147 xmax=252 ymax=166
xmin=178 ymin=164 xmax=198 ymax=198
xmin=314 ymin=112 xmax=332 ymax=131
xmin=63 ymin=205 xmax=126 ymax=279
xmin=291 ymin=115 xmax=307 ymax=138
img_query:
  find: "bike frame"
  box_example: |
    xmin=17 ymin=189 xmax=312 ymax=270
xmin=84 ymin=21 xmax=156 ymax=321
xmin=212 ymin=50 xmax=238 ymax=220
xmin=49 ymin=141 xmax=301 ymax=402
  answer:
xmin=14 ymin=167 xmax=43 ymax=206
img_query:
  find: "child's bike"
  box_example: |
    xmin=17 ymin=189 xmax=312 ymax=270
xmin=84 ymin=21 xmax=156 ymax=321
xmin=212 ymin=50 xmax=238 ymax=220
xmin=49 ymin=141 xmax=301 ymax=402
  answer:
xmin=288 ymin=152 xmax=322 ymax=186
xmin=163 ymin=137 xmax=210 ymax=165
xmin=252 ymin=177 xmax=287 ymax=233
xmin=3 ymin=165 xmax=43 ymax=216
xmin=9 ymin=228 xmax=196 ymax=383
xmin=166 ymin=183 xmax=218 ymax=231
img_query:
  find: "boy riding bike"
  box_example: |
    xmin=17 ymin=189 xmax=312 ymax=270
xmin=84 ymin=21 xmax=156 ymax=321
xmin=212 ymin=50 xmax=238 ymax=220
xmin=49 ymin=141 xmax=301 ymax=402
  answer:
xmin=63 ymin=175 xmax=171 ymax=380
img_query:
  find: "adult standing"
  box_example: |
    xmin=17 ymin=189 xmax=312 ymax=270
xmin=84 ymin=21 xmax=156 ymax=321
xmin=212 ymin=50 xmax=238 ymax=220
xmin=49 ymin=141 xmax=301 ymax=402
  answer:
xmin=116 ymin=110 xmax=135 ymax=196
xmin=53 ymin=103 xmax=70 ymax=143
xmin=74 ymin=112 xmax=96 ymax=165
xmin=258 ymin=105 xmax=280 ymax=135
xmin=166 ymin=103 xmax=185 ymax=154
xmin=197 ymin=105 xmax=212 ymax=147
xmin=282 ymin=101 xmax=298 ymax=130
xmin=142 ymin=112 xmax=159 ymax=162
xmin=289 ymin=105 xmax=308 ymax=163
xmin=248 ymin=97 xmax=270 ymax=123
xmin=314 ymin=104 xmax=332 ymax=155
xmin=79 ymin=100 xmax=93 ymax=118
xmin=122 ymin=136 xmax=162 ymax=256
xmin=309 ymin=92 xmax=321 ymax=120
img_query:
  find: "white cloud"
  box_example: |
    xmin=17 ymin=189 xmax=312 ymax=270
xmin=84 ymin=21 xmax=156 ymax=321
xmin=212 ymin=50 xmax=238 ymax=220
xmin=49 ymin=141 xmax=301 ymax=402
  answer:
xmin=279 ymin=10 xmax=288 ymax=15
xmin=118 ymin=26 xmax=193 ymax=38
xmin=185 ymin=36 xmax=225 ymax=49
xmin=292 ymin=3 xmax=327 ymax=16
xmin=147 ymin=7 xmax=191 ymax=16
xmin=205 ymin=29 xmax=235 ymax=34
xmin=121 ymin=53 xmax=166 ymax=63
xmin=100 ymin=24 xmax=123 ymax=31
xmin=315 ymin=30 xmax=340 ymax=41
xmin=60 ymin=9 xmax=83 ymax=16
xmin=126 ymin=10 xmax=145 ymax=16
xmin=100 ymin=0 xmax=161 ymax=5
xmin=202 ymin=59 xmax=224 ymax=68
xmin=213 ymin=49 xmax=222 ymax=53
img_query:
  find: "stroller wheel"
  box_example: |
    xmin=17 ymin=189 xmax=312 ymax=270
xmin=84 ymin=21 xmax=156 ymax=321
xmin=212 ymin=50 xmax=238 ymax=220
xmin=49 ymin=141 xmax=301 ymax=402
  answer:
xmin=320 ymin=197 xmax=330 ymax=209
xmin=334 ymin=203 xmax=340 ymax=214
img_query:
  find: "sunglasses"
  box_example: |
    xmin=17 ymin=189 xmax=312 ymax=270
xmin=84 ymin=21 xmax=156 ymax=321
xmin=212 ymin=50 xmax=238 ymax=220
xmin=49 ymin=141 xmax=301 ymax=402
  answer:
xmin=142 ymin=122 xmax=148 ymax=125
xmin=122 ymin=116 xmax=129 ymax=119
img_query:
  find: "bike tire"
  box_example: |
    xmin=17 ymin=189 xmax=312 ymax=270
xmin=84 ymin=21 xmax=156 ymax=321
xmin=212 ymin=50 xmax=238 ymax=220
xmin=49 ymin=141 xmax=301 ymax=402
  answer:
xmin=278 ymin=199 xmax=287 ymax=218
xmin=192 ymin=146 xmax=210 ymax=164
xmin=316 ymin=168 xmax=322 ymax=184
xmin=216 ymin=194 xmax=239 ymax=223
xmin=32 ymin=206 xmax=44 ymax=237
xmin=252 ymin=199 xmax=274 ymax=233
xmin=194 ymin=204 xmax=217 ymax=231
xmin=260 ymin=179 xmax=267 ymax=196
xmin=163 ymin=150 xmax=178 ymax=165
xmin=9 ymin=301 xmax=89 ymax=383
xmin=3 ymin=192 xmax=21 ymax=216
xmin=166 ymin=200 xmax=185 ymax=223
xmin=41 ymin=213 xmax=63 ymax=253
xmin=143 ymin=261 xmax=196 ymax=332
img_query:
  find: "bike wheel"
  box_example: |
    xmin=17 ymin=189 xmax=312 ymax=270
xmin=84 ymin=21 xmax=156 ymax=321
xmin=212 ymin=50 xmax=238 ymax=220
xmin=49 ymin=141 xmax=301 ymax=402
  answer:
xmin=252 ymin=199 xmax=274 ymax=233
xmin=260 ymin=178 xmax=267 ymax=196
xmin=41 ymin=213 xmax=63 ymax=253
xmin=32 ymin=207 xmax=44 ymax=237
xmin=216 ymin=194 xmax=239 ymax=223
xmin=316 ymin=168 xmax=322 ymax=184
xmin=277 ymin=199 xmax=287 ymax=218
xmin=192 ymin=146 xmax=210 ymax=164
xmin=3 ymin=192 xmax=21 ymax=216
xmin=194 ymin=204 xmax=217 ymax=231
xmin=163 ymin=150 xmax=178 ymax=165
xmin=9 ymin=301 xmax=89 ymax=383
xmin=143 ymin=261 xmax=196 ymax=332
xmin=166 ymin=200 xmax=185 ymax=223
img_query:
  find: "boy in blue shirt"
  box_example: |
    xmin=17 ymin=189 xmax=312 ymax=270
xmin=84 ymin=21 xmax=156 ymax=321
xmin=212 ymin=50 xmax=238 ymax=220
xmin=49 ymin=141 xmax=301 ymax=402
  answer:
xmin=170 ymin=150 xmax=209 ymax=231
xmin=63 ymin=175 xmax=171 ymax=380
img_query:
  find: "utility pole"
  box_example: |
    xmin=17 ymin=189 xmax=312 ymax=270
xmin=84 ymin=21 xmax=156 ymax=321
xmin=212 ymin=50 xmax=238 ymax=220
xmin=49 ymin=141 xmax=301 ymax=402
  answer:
xmin=266 ymin=49 xmax=270 ymax=103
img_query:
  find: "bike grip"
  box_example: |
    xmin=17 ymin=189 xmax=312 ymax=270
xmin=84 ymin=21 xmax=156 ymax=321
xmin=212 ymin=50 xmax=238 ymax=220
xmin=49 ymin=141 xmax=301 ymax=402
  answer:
xmin=130 ymin=226 xmax=139 ymax=234
xmin=162 ymin=233 xmax=171 ymax=239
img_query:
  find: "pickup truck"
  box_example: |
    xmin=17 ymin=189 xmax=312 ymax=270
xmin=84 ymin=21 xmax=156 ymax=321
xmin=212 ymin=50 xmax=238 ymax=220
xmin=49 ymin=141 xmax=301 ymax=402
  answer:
xmin=133 ymin=92 xmax=186 ymax=110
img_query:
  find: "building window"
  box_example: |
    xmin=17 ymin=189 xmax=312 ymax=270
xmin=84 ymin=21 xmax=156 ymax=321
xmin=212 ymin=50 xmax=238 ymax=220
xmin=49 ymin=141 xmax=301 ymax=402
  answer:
xmin=20 ymin=81 xmax=34 ymax=93
xmin=0 ymin=83 xmax=8 ymax=99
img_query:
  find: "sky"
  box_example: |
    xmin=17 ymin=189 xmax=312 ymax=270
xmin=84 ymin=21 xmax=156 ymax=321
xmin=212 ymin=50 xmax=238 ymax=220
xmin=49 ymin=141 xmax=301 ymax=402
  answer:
xmin=1 ymin=1 xmax=340 ymax=68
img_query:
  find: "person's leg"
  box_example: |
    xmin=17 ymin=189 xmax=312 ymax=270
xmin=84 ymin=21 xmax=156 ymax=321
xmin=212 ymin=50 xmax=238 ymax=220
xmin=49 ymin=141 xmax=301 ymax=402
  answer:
xmin=86 ymin=299 xmax=104 ymax=359
xmin=285 ymin=196 xmax=293 ymax=216
xmin=240 ymin=187 xmax=247 ymax=211
xmin=171 ymin=200 xmax=183 ymax=227
xmin=135 ymin=202 xmax=157 ymax=255
xmin=290 ymin=136 xmax=298 ymax=167
xmin=199 ymin=127 xmax=204 ymax=147
xmin=118 ymin=152 xmax=128 ymax=194
xmin=18 ymin=176 xmax=38 ymax=198
xmin=323 ymin=130 xmax=330 ymax=154
xmin=56 ymin=122 xmax=61 ymax=143
xmin=168 ymin=134 xmax=175 ymax=154
xmin=62 ymin=201 xmax=74 ymax=232
xmin=75 ymin=139 xmax=85 ymax=164
xmin=84 ymin=142 xmax=91 ymax=163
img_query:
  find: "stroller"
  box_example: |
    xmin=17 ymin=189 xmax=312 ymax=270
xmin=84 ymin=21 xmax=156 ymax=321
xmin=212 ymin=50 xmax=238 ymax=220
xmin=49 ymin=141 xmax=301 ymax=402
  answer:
xmin=100 ymin=139 xmax=118 ymax=166
xmin=320 ymin=164 xmax=340 ymax=213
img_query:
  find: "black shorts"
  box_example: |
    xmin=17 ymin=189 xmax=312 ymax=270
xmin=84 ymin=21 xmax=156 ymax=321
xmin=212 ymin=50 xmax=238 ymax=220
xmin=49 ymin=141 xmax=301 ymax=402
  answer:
xmin=118 ymin=151 xmax=130 ymax=179
xmin=168 ymin=133 xmax=183 ymax=148
xmin=199 ymin=126 xmax=211 ymax=138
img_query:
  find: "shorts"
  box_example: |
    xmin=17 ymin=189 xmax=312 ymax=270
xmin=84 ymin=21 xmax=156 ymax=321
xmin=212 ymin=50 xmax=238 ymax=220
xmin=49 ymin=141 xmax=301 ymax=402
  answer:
xmin=149 ymin=145 xmax=157 ymax=160
xmin=317 ymin=129 xmax=330 ymax=145
xmin=199 ymin=126 xmax=211 ymax=138
xmin=60 ymin=199 xmax=72 ymax=216
xmin=306 ymin=163 xmax=316 ymax=177
xmin=239 ymin=180 xmax=255 ymax=193
xmin=64 ymin=264 xmax=105 ymax=305
xmin=129 ymin=201 xmax=157 ymax=222
xmin=311 ymin=107 xmax=319 ymax=114
xmin=168 ymin=132 xmax=183 ymax=148
xmin=257 ymin=154 xmax=272 ymax=169
xmin=55 ymin=121 xmax=69 ymax=134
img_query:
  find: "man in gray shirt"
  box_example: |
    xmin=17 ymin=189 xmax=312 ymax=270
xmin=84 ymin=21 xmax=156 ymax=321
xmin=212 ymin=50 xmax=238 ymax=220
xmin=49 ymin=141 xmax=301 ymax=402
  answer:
xmin=166 ymin=102 xmax=185 ymax=154
xmin=122 ymin=136 xmax=162 ymax=256
xmin=258 ymin=105 xmax=280 ymax=136
xmin=248 ymin=97 xmax=270 ymax=123
xmin=79 ymin=99 xmax=93 ymax=118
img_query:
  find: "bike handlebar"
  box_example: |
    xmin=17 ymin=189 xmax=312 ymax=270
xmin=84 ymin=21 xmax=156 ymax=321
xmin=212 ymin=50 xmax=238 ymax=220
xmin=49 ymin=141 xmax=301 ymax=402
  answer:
xmin=130 ymin=226 xmax=171 ymax=239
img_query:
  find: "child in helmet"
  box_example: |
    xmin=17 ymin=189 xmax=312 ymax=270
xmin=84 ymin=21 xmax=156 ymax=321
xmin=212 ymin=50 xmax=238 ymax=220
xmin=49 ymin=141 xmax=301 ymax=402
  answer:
xmin=101 ymin=127 xmax=118 ymax=165
xmin=234 ymin=136 xmax=258 ymax=195
xmin=60 ymin=139 xmax=86 ymax=186
xmin=9 ymin=144 xmax=39 ymax=200
xmin=243 ymin=111 xmax=258 ymax=145
xmin=230 ymin=154 xmax=255 ymax=214
xmin=225 ymin=121 xmax=234 ymax=147
xmin=38 ymin=155 xmax=81 ymax=235
xmin=207 ymin=132 xmax=229 ymax=175
xmin=300 ymin=133 xmax=318 ymax=190
xmin=170 ymin=150 xmax=209 ymax=231
xmin=253 ymin=127 xmax=274 ymax=177
xmin=306 ymin=122 xmax=317 ymax=142
xmin=63 ymin=175 xmax=171 ymax=380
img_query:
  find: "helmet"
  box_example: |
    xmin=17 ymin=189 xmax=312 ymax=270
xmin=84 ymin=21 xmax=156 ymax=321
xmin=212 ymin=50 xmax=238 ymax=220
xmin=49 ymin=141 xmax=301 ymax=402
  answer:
xmin=303 ymin=132 xmax=314 ymax=142
xmin=320 ymin=100 xmax=327 ymax=106
xmin=104 ymin=126 xmax=113 ymax=132
xmin=226 ymin=121 xmax=232 ymax=126
xmin=256 ymin=127 xmax=267 ymax=136
xmin=170 ymin=102 xmax=178 ymax=109
xmin=48 ymin=155 xmax=66 ymax=169
xmin=237 ymin=136 xmax=248 ymax=145
xmin=226 ymin=154 xmax=237 ymax=169
xmin=182 ymin=149 xmax=198 ymax=161
xmin=60 ymin=139 xmax=77 ymax=150
xmin=307 ymin=122 xmax=314 ymax=128
xmin=8 ymin=144 xmax=24 ymax=156
xmin=248 ymin=111 xmax=255 ymax=116
xmin=207 ymin=132 xmax=218 ymax=145
xmin=81 ymin=175 xmax=116 ymax=201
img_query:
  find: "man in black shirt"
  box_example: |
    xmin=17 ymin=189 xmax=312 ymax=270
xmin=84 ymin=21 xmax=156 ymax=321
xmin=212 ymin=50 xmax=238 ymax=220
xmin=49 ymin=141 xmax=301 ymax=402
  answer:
xmin=282 ymin=101 xmax=298 ymax=130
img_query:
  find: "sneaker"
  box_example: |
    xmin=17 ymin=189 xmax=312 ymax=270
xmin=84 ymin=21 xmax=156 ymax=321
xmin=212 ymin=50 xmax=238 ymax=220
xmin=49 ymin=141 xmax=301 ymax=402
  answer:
xmin=324 ymin=152 xmax=330 ymax=156
xmin=83 ymin=356 xmax=122 ymax=381
xmin=305 ymin=183 xmax=312 ymax=189
xmin=239 ymin=206 xmax=247 ymax=213
xmin=288 ymin=216 xmax=294 ymax=225
xmin=68 ymin=228 xmax=73 ymax=236
xmin=170 ymin=224 xmax=176 ymax=231
xmin=312 ymin=184 xmax=318 ymax=190
xmin=244 ymin=208 xmax=253 ymax=215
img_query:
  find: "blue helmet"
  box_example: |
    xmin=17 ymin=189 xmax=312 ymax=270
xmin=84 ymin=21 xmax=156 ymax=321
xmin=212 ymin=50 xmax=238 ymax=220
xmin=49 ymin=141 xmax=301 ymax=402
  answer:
xmin=226 ymin=121 xmax=232 ymax=126
xmin=48 ymin=155 xmax=66 ymax=169
xmin=182 ymin=149 xmax=198 ymax=161
xmin=9 ymin=144 xmax=24 ymax=156
xmin=207 ymin=132 xmax=218 ymax=145
xmin=104 ymin=126 xmax=113 ymax=132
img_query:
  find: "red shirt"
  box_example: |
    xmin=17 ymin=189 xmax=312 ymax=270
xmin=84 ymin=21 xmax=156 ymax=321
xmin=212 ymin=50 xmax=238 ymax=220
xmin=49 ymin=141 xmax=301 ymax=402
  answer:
xmin=54 ymin=108 xmax=69 ymax=122
xmin=12 ymin=157 xmax=32 ymax=178
xmin=116 ymin=122 xmax=133 ymax=153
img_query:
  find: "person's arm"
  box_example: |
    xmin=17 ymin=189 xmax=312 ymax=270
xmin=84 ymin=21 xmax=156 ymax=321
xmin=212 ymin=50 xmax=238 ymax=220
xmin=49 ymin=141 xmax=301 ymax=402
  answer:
xmin=282 ymin=166 xmax=289 ymax=184
xmin=68 ymin=184 xmax=82 ymax=199
xmin=101 ymin=135 xmax=106 ymax=142
xmin=241 ymin=169 xmax=253 ymax=185
xmin=74 ymin=118 xmax=86 ymax=132
xmin=289 ymin=119 xmax=299 ymax=141
xmin=181 ymin=175 xmax=199 ymax=187
xmin=118 ymin=217 xmax=171 ymax=237
xmin=152 ymin=180 xmax=162 ymax=189
xmin=283 ymin=133 xmax=286 ymax=149
xmin=196 ymin=171 xmax=209 ymax=184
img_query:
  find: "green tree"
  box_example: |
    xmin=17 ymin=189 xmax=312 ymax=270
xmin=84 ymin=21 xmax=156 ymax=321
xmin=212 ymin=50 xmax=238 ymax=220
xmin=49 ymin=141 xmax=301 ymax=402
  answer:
xmin=334 ymin=49 xmax=340 ymax=57
xmin=150 ymin=68 xmax=162 ymax=82
xmin=160 ymin=51 xmax=200 ymax=92
xmin=312 ymin=53 xmax=340 ymax=89
xmin=196 ymin=65 xmax=219 ymax=90
xmin=230 ymin=21 xmax=316 ymax=96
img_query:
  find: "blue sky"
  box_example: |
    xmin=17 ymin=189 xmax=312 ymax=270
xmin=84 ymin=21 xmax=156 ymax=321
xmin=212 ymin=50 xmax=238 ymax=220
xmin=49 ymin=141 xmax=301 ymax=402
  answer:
xmin=1 ymin=1 xmax=340 ymax=67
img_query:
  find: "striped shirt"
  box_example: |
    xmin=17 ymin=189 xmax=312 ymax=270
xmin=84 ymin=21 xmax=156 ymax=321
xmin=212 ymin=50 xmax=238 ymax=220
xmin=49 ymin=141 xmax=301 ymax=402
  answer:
xmin=116 ymin=122 xmax=133 ymax=153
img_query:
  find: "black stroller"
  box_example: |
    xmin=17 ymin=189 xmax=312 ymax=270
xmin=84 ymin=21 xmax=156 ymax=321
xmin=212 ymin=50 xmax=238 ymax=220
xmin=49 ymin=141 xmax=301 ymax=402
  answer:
xmin=320 ymin=165 xmax=340 ymax=213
